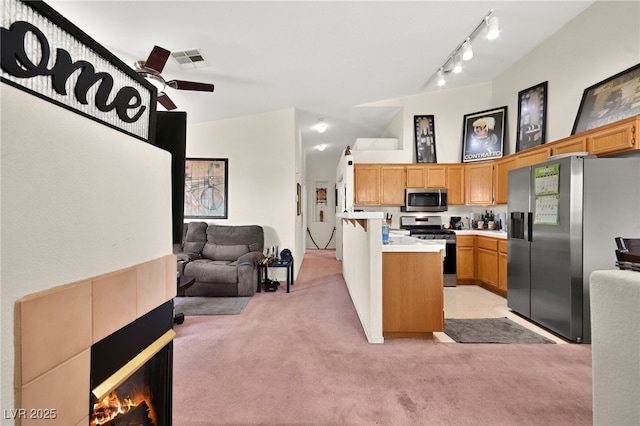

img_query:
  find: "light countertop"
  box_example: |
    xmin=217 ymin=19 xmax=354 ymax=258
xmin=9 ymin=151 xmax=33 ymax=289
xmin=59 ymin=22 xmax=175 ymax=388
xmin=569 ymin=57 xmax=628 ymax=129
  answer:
xmin=454 ymin=230 xmax=508 ymax=239
xmin=382 ymin=235 xmax=446 ymax=253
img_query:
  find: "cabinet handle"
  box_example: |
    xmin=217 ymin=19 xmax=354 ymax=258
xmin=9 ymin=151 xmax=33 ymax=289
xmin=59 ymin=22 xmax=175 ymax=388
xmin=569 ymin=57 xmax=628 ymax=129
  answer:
xmin=632 ymin=138 xmax=636 ymax=146
xmin=631 ymin=125 xmax=636 ymax=134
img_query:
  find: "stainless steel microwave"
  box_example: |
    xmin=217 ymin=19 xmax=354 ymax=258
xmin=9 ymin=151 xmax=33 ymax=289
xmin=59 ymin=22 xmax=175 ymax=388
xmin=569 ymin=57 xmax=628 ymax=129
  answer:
xmin=403 ymin=188 xmax=448 ymax=212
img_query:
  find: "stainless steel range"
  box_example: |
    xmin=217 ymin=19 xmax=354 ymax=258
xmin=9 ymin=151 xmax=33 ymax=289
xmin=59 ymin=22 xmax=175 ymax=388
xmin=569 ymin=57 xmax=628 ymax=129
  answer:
xmin=400 ymin=216 xmax=457 ymax=279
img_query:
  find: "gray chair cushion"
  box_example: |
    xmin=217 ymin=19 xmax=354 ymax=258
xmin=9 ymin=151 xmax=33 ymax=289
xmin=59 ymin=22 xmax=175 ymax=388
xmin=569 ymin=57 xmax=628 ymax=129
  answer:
xmin=203 ymin=243 xmax=249 ymax=261
xmin=183 ymin=221 xmax=207 ymax=253
xmin=206 ymin=224 xmax=264 ymax=253
xmin=185 ymin=259 xmax=238 ymax=284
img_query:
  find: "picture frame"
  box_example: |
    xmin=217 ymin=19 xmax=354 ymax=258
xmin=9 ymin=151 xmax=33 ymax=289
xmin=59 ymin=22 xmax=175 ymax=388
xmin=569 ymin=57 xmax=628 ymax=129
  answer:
xmin=184 ymin=158 xmax=228 ymax=219
xmin=572 ymin=63 xmax=640 ymax=135
xmin=414 ymin=115 xmax=437 ymax=163
xmin=461 ymin=106 xmax=507 ymax=162
xmin=297 ymin=183 xmax=302 ymax=216
xmin=516 ymin=81 xmax=548 ymax=152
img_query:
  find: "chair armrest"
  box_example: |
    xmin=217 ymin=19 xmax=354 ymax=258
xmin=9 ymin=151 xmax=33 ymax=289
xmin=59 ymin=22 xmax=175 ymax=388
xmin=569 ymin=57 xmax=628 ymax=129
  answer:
xmin=237 ymin=251 xmax=263 ymax=267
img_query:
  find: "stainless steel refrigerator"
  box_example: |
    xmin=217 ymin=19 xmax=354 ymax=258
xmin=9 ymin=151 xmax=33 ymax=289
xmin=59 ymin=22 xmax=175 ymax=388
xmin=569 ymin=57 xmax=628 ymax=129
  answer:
xmin=507 ymin=154 xmax=640 ymax=343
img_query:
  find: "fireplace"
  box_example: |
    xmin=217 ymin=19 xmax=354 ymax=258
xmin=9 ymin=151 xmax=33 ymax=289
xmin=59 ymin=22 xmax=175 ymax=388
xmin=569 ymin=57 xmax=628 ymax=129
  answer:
xmin=90 ymin=301 xmax=174 ymax=426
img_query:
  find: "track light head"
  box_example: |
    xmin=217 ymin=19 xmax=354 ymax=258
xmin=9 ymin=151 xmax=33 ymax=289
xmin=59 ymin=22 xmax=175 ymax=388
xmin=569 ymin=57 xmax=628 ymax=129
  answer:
xmin=462 ymin=38 xmax=473 ymax=61
xmin=486 ymin=16 xmax=499 ymax=40
xmin=437 ymin=68 xmax=446 ymax=87
xmin=452 ymin=54 xmax=463 ymax=74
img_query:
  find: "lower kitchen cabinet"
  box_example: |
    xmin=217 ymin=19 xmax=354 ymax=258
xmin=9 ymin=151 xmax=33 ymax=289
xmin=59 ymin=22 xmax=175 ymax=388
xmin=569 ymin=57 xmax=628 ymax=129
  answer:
xmin=382 ymin=251 xmax=444 ymax=337
xmin=455 ymin=235 xmax=476 ymax=283
xmin=477 ymin=236 xmax=498 ymax=289
xmin=498 ymin=240 xmax=508 ymax=292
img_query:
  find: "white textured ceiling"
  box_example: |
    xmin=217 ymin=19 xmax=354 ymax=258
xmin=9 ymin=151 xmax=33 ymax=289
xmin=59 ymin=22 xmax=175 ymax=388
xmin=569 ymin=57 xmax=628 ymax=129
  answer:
xmin=46 ymin=0 xmax=594 ymax=159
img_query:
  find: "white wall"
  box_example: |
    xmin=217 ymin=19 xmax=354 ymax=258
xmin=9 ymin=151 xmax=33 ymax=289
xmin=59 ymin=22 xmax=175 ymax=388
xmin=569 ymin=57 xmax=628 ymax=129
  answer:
xmin=492 ymin=0 xmax=640 ymax=153
xmin=187 ymin=108 xmax=305 ymax=277
xmin=0 ymin=85 xmax=173 ymax=413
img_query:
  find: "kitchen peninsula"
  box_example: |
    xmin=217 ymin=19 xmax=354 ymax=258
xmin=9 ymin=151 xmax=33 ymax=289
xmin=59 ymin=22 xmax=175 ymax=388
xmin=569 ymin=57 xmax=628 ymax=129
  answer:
xmin=337 ymin=212 xmax=446 ymax=343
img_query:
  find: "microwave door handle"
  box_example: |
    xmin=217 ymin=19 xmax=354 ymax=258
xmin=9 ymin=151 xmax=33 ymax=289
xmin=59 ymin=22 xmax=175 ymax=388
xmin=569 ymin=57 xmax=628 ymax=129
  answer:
xmin=438 ymin=190 xmax=442 ymax=208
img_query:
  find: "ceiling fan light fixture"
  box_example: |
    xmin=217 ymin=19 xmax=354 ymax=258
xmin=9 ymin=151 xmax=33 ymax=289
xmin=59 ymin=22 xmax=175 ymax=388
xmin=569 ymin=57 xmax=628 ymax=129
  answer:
xmin=141 ymin=72 xmax=166 ymax=92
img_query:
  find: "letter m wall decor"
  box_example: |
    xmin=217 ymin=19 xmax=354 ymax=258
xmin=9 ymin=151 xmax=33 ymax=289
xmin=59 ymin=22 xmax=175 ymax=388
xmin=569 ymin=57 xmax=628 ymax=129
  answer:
xmin=0 ymin=0 xmax=156 ymax=142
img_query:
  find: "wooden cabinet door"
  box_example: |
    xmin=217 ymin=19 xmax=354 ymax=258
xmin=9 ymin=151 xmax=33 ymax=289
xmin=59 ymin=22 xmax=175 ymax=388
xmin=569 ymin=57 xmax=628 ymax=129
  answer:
xmin=354 ymin=164 xmax=380 ymax=205
xmin=380 ymin=165 xmax=405 ymax=205
xmin=447 ymin=164 xmax=465 ymax=205
xmin=405 ymin=166 xmax=426 ymax=188
xmin=477 ymin=236 xmax=499 ymax=289
xmin=494 ymin=157 xmax=517 ymax=205
xmin=466 ymin=162 xmax=494 ymax=206
xmin=498 ymin=240 xmax=508 ymax=291
xmin=425 ymin=165 xmax=447 ymax=188
xmin=517 ymin=146 xmax=552 ymax=168
xmin=551 ymin=136 xmax=587 ymax=156
xmin=456 ymin=235 xmax=475 ymax=281
xmin=587 ymin=117 xmax=638 ymax=156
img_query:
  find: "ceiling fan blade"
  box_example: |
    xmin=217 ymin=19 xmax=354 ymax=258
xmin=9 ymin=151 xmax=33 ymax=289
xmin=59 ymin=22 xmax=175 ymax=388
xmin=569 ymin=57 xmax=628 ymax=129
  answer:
xmin=157 ymin=92 xmax=177 ymax=110
xmin=167 ymin=80 xmax=215 ymax=92
xmin=144 ymin=46 xmax=171 ymax=73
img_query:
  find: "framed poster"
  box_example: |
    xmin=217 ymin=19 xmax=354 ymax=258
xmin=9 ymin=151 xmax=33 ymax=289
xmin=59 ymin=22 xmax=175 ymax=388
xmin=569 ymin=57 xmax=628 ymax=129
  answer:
xmin=184 ymin=158 xmax=228 ymax=219
xmin=461 ymin=106 xmax=507 ymax=162
xmin=414 ymin=115 xmax=437 ymax=163
xmin=572 ymin=63 xmax=640 ymax=135
xmin=516 ymin=81 xmax=547 ymax=152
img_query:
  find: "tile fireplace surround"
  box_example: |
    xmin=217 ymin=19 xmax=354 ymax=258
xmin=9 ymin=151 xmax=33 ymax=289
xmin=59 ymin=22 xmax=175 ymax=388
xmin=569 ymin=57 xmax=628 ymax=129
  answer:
xmin=13 ymin=254 xmax=176 ymax=426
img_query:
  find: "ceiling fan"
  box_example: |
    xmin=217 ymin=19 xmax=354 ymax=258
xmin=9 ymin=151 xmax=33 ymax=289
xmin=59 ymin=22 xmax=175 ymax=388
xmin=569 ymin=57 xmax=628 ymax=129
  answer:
xmin=134 ymin=45 xmax=215 ymax=111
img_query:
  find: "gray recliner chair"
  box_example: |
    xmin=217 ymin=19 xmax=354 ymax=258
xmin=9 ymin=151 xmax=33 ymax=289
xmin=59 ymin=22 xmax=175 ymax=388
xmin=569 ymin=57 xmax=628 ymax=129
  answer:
xmin=174 ymin=222 xmax=264 ymax=297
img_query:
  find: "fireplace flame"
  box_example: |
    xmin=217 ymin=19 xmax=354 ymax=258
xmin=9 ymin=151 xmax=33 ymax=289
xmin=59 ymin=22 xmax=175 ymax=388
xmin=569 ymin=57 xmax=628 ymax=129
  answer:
xmin=91 ymin=390 xmax=155 ymax=426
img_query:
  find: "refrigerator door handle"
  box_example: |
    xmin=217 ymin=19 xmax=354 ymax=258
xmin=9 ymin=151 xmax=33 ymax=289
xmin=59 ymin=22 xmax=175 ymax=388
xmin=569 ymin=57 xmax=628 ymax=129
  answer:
xmin=527 ymin=212 xmax=533 ymax=242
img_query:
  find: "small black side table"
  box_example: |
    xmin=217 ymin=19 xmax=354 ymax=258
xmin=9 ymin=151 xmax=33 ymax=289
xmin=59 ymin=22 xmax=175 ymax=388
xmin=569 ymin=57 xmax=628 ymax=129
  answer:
xmin=257 ymin=258 xmax=294 ymax=293
xmin=174 ymin=275 xmax=196 ymax=324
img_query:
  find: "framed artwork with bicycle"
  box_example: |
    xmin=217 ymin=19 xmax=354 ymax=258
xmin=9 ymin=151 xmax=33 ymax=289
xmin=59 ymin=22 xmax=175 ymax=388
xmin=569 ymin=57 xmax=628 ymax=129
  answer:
xmin=184 ymin=158 xmax=228 ymax=219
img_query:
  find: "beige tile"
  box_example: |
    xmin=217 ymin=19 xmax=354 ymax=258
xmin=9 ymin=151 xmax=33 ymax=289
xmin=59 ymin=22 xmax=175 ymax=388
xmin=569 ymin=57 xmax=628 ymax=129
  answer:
xmin=92 ymin=268 xmax=137 ymax=343
xmin=137 ymin=257 xmax=169 ymax=316
xmin=165 ymin=254 xmax=178 ymax=300
xmin=18 ymin=349 xmax=90 ymax=426
xmin=16 ymin=280 xmax=92 ymax=385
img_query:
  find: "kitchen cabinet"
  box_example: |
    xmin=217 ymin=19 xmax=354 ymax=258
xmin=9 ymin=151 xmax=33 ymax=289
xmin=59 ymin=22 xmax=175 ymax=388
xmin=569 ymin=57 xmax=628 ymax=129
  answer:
xmin=405 ymin=165 xmax=447 ymax=189
xmin=477 ymin=236 xmax=499 ymax=290
xmin=354 ymin=164 xmax=404 ymax=206
xmin=587 ymin=116 xmax=638 ymax=156
xmin=383 ymin=251 xmax=444 ymax=337
xmin=455 ymin=235 xmax=475 ymax=283
xmin=354 ymin=164 xmax=380 ymax=205
xmin=380 ymin=165 xmax=405 ymax=205
xmin=551 ymin=135 xmax=587 ymax=156
xmin=494 ymin=156 xmax=517 ymax=205
xmin=446 ymin=164 xmax=465 ymax=205
xmin=465 ymin=162 xmax=494 ymax=205
xmin=498 ymin=240 xmax=508 ymax=292
xmin=516 ymin=145 xmax=552 ymax=168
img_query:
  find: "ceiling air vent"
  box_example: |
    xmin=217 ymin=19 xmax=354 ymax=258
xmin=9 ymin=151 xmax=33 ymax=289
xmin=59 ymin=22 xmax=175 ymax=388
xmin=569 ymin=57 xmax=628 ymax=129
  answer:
xmin=171 ymin=49 xmax=209 ymax=70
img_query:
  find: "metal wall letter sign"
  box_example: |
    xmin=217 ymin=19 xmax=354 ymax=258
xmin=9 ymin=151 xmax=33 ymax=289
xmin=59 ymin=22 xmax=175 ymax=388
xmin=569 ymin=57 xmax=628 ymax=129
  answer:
xmin=0 ymin=0 xmax=156 ymax=142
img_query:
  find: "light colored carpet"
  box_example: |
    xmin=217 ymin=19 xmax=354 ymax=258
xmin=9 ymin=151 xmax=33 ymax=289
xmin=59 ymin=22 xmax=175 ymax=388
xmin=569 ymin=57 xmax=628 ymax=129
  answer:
xmin=173 ymin=296 xmax=250 ymax=315
xmin=444 ymin=317 xmax=556 ymax=343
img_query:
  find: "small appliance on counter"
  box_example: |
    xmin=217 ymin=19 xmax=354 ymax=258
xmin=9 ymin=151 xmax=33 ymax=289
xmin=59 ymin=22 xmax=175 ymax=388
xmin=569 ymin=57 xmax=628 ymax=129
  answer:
xmin=449 ymin=216 xmax=463 ymax=230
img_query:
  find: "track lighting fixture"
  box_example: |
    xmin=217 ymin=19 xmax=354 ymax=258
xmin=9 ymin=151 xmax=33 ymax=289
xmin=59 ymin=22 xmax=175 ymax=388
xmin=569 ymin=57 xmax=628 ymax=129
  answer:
xmin=431 ymin=10 xmax=499 ymax=88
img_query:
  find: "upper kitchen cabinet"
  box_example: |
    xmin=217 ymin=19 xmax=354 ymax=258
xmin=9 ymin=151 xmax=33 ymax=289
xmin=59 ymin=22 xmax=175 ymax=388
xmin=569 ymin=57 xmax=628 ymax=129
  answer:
xmin=551 ymin=135 xmax=587 ymax=156
xmin=380 ymin=165 xmax=406 ymax=205
xmin=493 ymin=156 xmax=517 ymax=205
xmin=516 ymin=145 xmax=553 ymax=168
xmin=354 ymin=164 xmax=404 ymax=206
xmin=586 ymin=116 xmax=639 ymax=156
xmin=465 ymin=161 xmax=494 ymax=206
xmin=405 ymin=165 xmax=447 ymax=189
xmin=446 ymin=164 xmax=465 ymax=205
